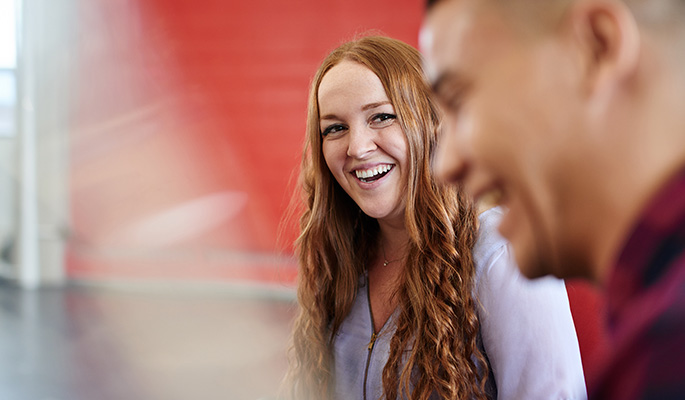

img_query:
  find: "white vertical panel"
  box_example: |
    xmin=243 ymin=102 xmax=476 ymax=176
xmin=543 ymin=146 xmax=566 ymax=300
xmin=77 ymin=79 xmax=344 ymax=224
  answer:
xmin=15 ymin=0 xmax=72 ymax=288
xmin=16 ymin=0 xmax=40 ymax=288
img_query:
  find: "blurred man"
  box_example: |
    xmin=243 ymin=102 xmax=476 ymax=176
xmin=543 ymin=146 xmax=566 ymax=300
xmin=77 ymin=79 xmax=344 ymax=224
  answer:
xmin=420 ymin=0 xmax=685 ymax=398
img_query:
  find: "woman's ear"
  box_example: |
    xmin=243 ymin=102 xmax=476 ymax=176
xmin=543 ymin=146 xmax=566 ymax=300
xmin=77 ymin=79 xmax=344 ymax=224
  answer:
xmin=569 ymin=0 xmax=640 ymax=95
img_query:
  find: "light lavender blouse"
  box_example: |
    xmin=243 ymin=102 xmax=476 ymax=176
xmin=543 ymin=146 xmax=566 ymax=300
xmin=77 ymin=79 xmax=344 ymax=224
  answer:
xmin=332 ymin=207 xmax=587 ymax=399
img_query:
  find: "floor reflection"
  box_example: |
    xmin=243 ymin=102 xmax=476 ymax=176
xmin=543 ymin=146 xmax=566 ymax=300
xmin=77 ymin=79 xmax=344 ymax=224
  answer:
xmin=0 ymin=281 xmax=295 ymax=400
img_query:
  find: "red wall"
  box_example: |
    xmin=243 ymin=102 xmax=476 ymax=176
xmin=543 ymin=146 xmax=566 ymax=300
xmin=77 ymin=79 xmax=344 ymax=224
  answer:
xmin=68 ymin=0 xmax=423 ymax=285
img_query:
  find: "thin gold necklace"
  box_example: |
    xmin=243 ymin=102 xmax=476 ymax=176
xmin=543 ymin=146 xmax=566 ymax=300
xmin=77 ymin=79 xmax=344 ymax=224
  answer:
xmin=382 ymin=244 xmax=403 ymax=267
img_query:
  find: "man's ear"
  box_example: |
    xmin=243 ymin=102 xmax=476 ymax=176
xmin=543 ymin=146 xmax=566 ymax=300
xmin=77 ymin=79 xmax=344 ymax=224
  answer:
xmin=568 ymin=0 xmax=640 ymax=95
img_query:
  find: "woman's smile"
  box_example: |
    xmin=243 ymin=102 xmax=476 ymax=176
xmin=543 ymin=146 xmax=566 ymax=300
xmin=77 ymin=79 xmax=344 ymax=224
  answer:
xmin=352 ymin=164 xmax=395 ymax=183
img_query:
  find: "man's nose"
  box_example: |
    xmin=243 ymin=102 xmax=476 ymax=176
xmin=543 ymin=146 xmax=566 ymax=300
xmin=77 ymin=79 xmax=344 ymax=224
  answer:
xmin=346 ymin=125 xmax=377 ymax=159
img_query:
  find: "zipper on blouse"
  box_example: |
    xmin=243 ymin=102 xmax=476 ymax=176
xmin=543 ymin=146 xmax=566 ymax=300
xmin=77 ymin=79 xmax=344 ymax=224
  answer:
xmin=363 ymin=282 xmax=377 ymax=400
xmin=368 ymin=332 xmax=378 ymax=350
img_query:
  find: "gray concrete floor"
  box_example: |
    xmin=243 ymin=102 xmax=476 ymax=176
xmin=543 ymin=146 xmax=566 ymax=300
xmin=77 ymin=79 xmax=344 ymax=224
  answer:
xmin=0 ymin=281 xmax=296 ymax=400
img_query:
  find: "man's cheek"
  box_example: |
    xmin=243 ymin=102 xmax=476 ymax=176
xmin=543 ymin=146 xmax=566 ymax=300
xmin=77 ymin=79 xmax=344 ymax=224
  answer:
xmin=434 ymin=127 xmax=462 ymax=182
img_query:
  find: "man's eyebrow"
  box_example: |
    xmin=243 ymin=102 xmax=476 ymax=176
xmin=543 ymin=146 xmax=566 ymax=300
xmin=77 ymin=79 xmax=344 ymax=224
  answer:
xmin=431 ymin=71 xmax=470 ymax=100
xmin=431 ymin=73 xmax=450 ymax=96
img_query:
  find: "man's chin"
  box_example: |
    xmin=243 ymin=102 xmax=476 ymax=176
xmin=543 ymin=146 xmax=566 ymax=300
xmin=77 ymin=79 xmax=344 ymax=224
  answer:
xmin=514 ymin=251 xmax=556 ymax=280
xmin=516 ymin=250 xmax=594 ymax=281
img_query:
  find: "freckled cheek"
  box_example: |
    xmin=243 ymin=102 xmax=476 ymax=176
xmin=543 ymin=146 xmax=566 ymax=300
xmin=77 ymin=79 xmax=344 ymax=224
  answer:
xmin=321 ymin=142 xmax=348 ymax=184
xmin=387 ymin=127 xmax=409 ymax=160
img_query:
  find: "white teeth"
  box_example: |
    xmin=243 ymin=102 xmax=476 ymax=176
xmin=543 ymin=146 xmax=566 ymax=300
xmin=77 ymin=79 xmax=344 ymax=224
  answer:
xmin=355 ymin=165 xmax=392 ymax=179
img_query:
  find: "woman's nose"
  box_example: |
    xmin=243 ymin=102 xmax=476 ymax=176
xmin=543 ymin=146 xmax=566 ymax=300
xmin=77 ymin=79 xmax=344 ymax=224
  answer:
xmin=346 ymin=125 xmax=377 ymax=159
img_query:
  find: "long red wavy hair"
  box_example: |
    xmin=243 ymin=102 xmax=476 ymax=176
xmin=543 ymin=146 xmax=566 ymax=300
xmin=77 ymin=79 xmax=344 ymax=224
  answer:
xmin=285 ymin=35 xmax=488 ymax=400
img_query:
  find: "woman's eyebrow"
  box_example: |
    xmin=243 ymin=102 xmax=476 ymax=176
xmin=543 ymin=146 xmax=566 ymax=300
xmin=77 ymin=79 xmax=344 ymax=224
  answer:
xmin=361 ymin=101 xmax=391 ymax=111
xmin=319 ymin=113 xmax=340 ymax=121
xmin=320 ymin=101 xmax=392 ymax=121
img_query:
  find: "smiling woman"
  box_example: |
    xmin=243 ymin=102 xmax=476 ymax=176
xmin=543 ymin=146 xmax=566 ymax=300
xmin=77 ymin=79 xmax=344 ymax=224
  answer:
xmin=319 ymin=60 xmax=408 ymax=222
xmin=285 ymin=35 xmax=587 ymax=400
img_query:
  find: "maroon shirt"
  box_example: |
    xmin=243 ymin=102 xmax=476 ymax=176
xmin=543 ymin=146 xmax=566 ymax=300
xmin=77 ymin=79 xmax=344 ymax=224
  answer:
xmin=591 ymin=167 xmax=685 ymax=399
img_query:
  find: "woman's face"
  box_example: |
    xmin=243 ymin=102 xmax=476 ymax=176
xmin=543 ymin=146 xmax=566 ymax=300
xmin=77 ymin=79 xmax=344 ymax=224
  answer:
xmin=318 ymin=60 xmax=409 ymax=224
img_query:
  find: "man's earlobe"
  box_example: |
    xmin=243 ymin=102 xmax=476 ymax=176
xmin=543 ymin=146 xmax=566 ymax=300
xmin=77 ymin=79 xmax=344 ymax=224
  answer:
xmin=571 ymin=0 xmax=640 ymax=94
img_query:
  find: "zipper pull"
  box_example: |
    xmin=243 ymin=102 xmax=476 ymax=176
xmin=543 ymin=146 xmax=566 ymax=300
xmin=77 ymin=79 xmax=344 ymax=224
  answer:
xmin=368 ymin=332 xmax=377 ymax=351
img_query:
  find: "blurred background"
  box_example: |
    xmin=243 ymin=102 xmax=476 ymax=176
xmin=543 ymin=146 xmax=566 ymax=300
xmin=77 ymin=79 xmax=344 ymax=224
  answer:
xmin=0 ymin=0 xmax=607 ymax=399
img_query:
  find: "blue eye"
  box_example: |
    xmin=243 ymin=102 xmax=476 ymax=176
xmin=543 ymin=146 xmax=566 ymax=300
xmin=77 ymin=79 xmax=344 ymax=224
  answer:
xmin=321 ymin=124 xmax=346 ymax=137
xmin=370 ymin=113 xmax=396 ymax=126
